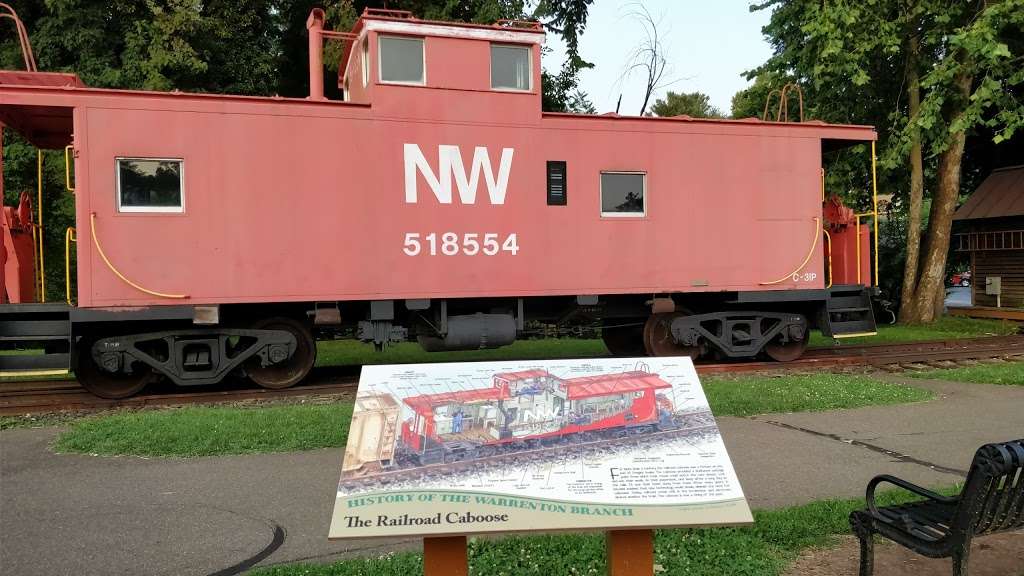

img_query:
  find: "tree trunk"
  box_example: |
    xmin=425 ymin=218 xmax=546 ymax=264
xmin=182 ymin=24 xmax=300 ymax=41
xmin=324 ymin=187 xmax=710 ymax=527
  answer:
xmin=898 ymin=33 xmax=925 ymax=323
xmin=903 ymin=70 xmax=972 ymax=323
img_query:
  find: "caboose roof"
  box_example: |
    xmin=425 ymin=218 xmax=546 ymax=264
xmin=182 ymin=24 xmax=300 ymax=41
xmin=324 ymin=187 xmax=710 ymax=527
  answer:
xmin=404 ymin=386 xmax=509 ymax=415
xmin=350 ymin=9 xmax=544 ymax=43
xmin=562 ymin=371 xmax=673 ymax=400
xmin=494 ymin=369 xmax=551 ymax=381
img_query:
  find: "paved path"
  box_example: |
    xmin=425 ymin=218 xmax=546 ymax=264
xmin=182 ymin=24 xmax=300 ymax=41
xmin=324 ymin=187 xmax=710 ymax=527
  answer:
xmin=2 ymin=375 xmax=1021 ymax=575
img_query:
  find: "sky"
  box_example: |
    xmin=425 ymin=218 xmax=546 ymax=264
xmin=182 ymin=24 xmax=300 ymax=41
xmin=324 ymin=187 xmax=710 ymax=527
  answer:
xmin=543 ymin=1 xmax=775 ymax=115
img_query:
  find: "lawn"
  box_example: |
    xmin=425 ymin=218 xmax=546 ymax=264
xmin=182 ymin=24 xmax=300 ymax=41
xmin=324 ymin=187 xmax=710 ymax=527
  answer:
xmin=249 ymin=486 xmax=959 ymax=576
xmin=54 ymin=403 xmax=353 ymax=457
xmin=316 ymin=338 xmax=609 ymax=367
xmin=906 ymin=360 xmax=1024 ymax=386
xmin=315 ymin=316 xmax=1017 ymax=369
xmin=702 ymin=373 xmax=933 ymax=417
xmin=807 ymin=315 xmax=1018 ymax=347
xmin=54 ymin=373 xmax=931 ymax=457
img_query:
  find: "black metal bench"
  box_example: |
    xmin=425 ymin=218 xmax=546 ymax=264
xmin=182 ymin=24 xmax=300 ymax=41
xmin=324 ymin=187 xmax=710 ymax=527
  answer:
xmin=849 ymin=438 xmax=1024 ymax=576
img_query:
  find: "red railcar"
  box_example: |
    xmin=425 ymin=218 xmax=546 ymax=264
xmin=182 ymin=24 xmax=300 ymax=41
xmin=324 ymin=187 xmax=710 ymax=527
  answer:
xmin=0 ymin=7 xmax=879 ymax=398
xmin=399 ymin=369 xmax=675 ymax=464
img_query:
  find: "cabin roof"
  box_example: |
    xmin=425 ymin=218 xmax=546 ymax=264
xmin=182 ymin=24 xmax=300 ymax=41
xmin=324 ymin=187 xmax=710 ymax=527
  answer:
xmin=562 ymin=371 xmax=673 ymax=400
xmin=494 ymin=369 xmax=551 ymax=380
xmin=404 ymin=386 xmax=509 ymax=415
xmin=954 ymin=165 xmax=1024 ymax=221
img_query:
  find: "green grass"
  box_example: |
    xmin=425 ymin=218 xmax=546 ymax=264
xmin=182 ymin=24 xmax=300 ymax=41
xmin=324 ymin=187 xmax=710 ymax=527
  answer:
xmin=53 ymin=373 xmax=931 ymax=457
xmin=316 ymin=338 xmax=609 ymax=367
xmin=703 ymin=373 xmax=933 ymax=417
xmin=808 ymin=315 xmax=1018 ymax=347
xmin=54 ymin=403 xmax=353 ymax=457
xmin=906 ymin=360 xmax=1024 ymax=386
xmin=315 ymin=316 xmax=1016 ymax=369
xmin=250 ymin=486 xmax=960 ymax=576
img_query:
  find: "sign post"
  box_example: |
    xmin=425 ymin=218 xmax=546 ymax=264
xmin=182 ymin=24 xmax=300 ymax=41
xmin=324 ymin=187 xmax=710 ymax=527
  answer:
xmin=329 ymin=358 xmax=752 ymax=574
xmin=423 ymin=535 xmax=468 ymax=576
xmin=606 ymin=530 xmax=654 ymax=576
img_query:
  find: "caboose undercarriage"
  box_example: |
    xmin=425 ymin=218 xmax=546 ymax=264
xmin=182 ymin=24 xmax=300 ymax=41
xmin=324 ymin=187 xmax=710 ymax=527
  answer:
xmin=1 ymin=282 xmax=875 ymax=398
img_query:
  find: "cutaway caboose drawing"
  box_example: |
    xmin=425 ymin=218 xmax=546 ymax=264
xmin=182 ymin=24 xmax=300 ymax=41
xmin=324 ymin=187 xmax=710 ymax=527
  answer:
xmin=342 ymin=366 xmax=683 ymax=473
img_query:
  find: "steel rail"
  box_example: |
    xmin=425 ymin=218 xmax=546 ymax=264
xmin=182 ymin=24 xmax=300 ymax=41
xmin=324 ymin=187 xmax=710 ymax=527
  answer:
xmin=2 ymin=335 xmax=1021 ymax=416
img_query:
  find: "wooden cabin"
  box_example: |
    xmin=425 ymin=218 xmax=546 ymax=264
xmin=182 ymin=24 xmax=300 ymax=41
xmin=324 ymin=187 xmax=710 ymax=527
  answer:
xmin=952 ymin=165 xmax=1024 ymax=313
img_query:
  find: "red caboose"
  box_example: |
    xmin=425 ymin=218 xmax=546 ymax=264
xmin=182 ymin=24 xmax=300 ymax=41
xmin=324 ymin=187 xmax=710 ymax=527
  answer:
xmin=400 ymin=369 xmax=675 ymax=464
xmin=0 ymin=7 xmax=879 ymax=398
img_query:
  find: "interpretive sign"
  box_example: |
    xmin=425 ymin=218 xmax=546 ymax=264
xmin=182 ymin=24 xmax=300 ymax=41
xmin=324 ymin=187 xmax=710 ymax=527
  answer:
xmin=329 ymin=357 xmax=752 ymax=539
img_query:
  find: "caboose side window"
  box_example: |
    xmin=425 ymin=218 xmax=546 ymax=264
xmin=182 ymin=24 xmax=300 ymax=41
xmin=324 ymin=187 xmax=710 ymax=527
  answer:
xmin=116 ymin=158 xmax=184 ymax=213
xmin=490 ymin=45 xmax=531 ymax=91
xmin=379 ymin=36 xmax=425 ymax=85
xmin=600 ymin=172 xmax=646 ymax=217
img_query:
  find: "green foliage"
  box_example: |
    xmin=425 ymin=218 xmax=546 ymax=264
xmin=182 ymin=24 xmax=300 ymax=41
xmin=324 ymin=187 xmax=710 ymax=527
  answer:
xmin=907 ymin=360 xmax=1024 ymax=386
xmin=736 ymin=0 xmax=1024 ymax=313
xmin=55 ymin=403 xmax=354 ymax=457
xmin=649 ymin=91 xmax=723 ymax=119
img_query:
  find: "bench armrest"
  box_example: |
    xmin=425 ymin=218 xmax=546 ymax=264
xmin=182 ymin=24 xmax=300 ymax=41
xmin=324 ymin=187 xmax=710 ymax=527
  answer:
xmin=866 ymin=474 xmax=958 ymax=516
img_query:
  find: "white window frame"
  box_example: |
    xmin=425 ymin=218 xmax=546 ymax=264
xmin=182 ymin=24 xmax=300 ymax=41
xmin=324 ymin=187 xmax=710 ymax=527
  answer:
xmin=360 ymin=37 xmax=369 ymax=88
xmin=115 ymin=157 xmax=185 ymax=214
xmin=489 ymin=43 xmax=532 ymax=92
xmin=377 ymin=35 xmax=426 ymax=86
xmin=599 ymin=171 xmax=647 ymax=218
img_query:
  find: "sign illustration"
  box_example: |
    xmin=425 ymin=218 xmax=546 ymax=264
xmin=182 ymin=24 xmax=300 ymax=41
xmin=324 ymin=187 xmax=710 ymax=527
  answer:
xmin=329 ymin=357 xmax=752 ymax=539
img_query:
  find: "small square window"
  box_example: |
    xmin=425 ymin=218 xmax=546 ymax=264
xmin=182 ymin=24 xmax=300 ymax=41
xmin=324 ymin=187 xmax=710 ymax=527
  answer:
xmin=600 ymin=172 xmax=645 ymax=217
xmin=116 ymin=158 xmax=184 ymax=213
xmin=491 ymin=45 xmax=531 ymax=91
xmin=379 ymin=36 xmax=424 ymax=84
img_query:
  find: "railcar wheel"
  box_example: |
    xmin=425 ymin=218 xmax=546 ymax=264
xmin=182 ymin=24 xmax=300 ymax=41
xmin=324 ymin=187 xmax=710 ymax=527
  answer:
xmin=643 ymin=313 xmax=700 ymax=359
xmin=76 ymin=338 xmax=158 ymax=399
xmin=601 ymin=319 xmax=647 ymax=356
xmin=763 ymin=334 xmax=809 ymax=362
xmin=246 ymin=317 xmax=316 ymax=389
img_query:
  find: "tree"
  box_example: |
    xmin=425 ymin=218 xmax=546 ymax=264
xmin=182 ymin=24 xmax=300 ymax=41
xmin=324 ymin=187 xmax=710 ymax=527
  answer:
xmin=649 ymin=91 xmax=722 ymax=118
xmin=740 ymin=0 xmax=1024 ymax=323
xmin=616 ymin=3 xmax=673 ymax=115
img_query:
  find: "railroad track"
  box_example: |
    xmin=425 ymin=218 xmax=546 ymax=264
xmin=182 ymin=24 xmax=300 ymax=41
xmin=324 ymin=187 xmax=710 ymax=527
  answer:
xmin=2 ymin=335 xmax=1021 ymax=416
xmin=340 ymin=415 xmax=720 ymax=492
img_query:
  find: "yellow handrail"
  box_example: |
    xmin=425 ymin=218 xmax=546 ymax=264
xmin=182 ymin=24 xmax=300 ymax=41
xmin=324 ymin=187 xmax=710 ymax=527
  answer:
xmin=822 ymin=228 xmax=833 ymax=289
xmin=760 ymin=217 xmax=821 ymax=285
xmin=64 ymin=227 xmax=76 ymax=304
xmin=856 ymin=217 xmax=862 ymax=285
xmin=89 ymin=212 xmax=188 ymax=299
xmin=64 ymin=145 xmax=75 ymax=193
xmin=821 ymin=167 xmax=825 ymax=202
xmin=36 ymin=149 xmax=44 ymax=301
xmin=871 ymin=141 xmax=879 ymax=287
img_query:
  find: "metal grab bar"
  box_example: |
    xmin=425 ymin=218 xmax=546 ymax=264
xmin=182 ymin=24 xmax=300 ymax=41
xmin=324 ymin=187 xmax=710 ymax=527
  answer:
xmin=64 ymin=227 xmax=76 ymax=304
xmin=36 ymin=150 xmax=44 ymax=302
xmin=760 ymin=217 xmax=822 ymax=285
xmin=64 ymin=145 xmax=75 ymax=193
xmin=823 ymin=229 xmax=833 ymax=289
xmin=0 ymin=3 xmax=37 ymax=71
xmin=89 ymin=212 xmax=188 ymax=299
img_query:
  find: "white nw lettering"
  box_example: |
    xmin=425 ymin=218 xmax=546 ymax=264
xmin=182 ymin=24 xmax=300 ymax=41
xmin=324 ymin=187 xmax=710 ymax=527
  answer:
xmin=404 ymin=143 xmax=514 ymax=205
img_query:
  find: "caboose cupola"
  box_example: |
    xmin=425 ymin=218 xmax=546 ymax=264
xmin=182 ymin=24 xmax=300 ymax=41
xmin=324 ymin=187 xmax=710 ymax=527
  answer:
xmin=323 ymin=8 xmax=544 ymax=121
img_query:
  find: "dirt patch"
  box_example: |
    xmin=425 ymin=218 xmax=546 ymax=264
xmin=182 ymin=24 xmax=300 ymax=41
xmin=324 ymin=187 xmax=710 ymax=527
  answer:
xmin=785 ymin=533 xmax=1024 ymax=576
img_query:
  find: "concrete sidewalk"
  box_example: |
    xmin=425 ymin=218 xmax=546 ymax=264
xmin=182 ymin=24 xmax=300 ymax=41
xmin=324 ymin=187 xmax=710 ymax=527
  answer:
xmin=1 ymin=375 xmax=1021 ymax=576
